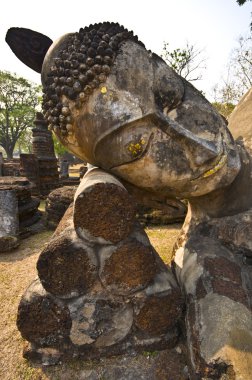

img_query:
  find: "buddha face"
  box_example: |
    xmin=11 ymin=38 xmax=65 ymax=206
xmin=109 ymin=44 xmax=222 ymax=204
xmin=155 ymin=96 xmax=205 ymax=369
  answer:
xmin=43 ymin=40 xmax=240 ymax=198
xmin=6 ymin=23 xmax=241 ymax=199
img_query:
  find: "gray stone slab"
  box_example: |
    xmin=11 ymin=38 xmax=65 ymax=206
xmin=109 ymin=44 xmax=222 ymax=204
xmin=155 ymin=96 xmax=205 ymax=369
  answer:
xmin=0 ymin=189 xmax=19 ymax=252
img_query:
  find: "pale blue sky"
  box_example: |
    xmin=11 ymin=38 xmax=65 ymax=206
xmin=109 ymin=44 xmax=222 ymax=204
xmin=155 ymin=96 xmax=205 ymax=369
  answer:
xmin=0 ymin=0 xmax=251 ymax=100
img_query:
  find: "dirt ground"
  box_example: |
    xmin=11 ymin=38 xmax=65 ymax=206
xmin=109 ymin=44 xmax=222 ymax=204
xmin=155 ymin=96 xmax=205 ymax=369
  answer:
xmin=0 ymin=221 xmax=187 ymax=380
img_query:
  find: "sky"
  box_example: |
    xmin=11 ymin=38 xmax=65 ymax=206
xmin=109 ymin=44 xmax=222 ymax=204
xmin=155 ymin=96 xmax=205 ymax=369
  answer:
xmin=0 ymin=0 xmax=251 ymax=101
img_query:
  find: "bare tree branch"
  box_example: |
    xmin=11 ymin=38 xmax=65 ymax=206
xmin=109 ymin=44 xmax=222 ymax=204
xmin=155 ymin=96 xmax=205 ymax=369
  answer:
xmin=161 ymin=41 xmax=206 ymax=82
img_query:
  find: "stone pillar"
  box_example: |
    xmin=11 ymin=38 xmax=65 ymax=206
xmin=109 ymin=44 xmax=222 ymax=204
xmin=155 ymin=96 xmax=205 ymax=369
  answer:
xmin=0 ymin=152 xmax=3 ymax=176
xmin=20 ymin=154 xmax=40 ymax=194
xmin=0 ymin=177 xmax=41 ymax=236
xmin=59 ymin=159 xmax=69 ymax=179
xmin=32 ymin=112 xmax=59 ymax=196
xmin=0 ymin=189 xmax=19 ymax=252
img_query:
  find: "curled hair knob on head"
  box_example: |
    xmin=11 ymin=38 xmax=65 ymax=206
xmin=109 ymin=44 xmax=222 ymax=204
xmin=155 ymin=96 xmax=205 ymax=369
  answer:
xmin=43 ymin=22 xmax=145 ymax=137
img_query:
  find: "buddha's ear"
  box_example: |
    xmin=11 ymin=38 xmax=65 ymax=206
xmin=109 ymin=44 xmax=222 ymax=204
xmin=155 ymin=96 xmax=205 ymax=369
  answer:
xmin=5 ymin=27 xmax=53 ymax=73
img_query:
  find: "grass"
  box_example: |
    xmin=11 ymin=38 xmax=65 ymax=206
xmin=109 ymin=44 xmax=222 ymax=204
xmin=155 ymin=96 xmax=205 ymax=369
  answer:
xmin=0 ymin=223 xmax=182 ymax=380
xmin=38 ymin=200 xmax=46 ymax=212
xmin=146 ymin=224 xmax=181 ymax=264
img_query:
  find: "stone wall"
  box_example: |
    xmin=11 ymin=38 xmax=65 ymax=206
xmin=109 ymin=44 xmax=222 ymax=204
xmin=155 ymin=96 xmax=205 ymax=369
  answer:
xmin=2 ymin=158 xmax=20 ymax=176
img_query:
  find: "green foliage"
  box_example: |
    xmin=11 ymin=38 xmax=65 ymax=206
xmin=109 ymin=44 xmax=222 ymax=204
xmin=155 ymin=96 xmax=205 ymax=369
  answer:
xmin=161 ymin=42 xmax=206 ymax=82
xmin=236 ymin=0 xmax=250 ymax=5
xmin=212 ymin=102 xmax=235 ymax=119
xmin=15 ymin=127 xmax=33 ymax=154
xmin=0 ymin=70 xmax=41 ymax=158
xmin=52 ymin=133 xmax=68 ymax=157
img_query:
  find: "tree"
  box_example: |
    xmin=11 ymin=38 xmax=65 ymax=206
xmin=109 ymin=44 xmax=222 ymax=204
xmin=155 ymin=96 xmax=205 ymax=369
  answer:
xmin=15 ymin=128 xmax=33 ymax=154
xmin=231 ymin=35 xmax=252 ymax=93
xmin=212 ymin=35 xmax=251 ymax=107
xmin=236 ymin=0 xmax=252 ymax=30
xmin=161 ymin=42 xmax=206 ymax=82
xmin=236 ymin=0 xmax=251 ymax=4
xmin=212 ymin=101 xmax=235 ymax=119
xmin=0 ymin=71 xmax=41 ymax=158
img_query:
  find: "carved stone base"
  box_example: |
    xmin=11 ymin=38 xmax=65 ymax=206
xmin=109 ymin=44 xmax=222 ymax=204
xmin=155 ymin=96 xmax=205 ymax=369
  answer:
xmin=17 ymin=169 xmax=183 ymax=362
xmin=174 ymin=224 xmax=252 ymax=380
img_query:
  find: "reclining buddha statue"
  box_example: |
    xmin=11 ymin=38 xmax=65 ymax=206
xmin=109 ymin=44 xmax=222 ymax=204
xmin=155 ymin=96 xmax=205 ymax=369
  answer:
xmin=6 ymin=22 xmax=252 ymax=379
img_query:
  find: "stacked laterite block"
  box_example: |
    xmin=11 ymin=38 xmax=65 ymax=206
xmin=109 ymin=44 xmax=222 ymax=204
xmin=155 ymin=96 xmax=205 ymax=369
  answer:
xmin=32 ymin=113 xmax=59 ymax=196
xmin=17 ymin=168 xmax=183 ymax=364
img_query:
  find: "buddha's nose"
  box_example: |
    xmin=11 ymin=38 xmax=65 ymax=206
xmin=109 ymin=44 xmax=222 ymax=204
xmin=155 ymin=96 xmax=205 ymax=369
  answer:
xmin=191 ymin=139 xmax=220 ymax=166
xmin=152 ymin=111 xmax=220 ymax=167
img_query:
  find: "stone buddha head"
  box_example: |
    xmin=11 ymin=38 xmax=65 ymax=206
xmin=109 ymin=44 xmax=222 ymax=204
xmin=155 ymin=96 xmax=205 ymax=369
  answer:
xmin=6 ymin=22 xmax=241 ymax=198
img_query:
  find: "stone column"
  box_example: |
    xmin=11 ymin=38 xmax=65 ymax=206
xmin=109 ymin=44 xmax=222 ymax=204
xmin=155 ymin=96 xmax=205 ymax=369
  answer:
xmin=20 ymin=154 xmax=40 ymax=194
xmin=0 ymin=152 xmax=3 ymax=176
xmin=0 ymin=189 xmax=19 ymax=252
xmin=0 ymin=177 xmax=41 ymax=237
xmin=59 ymin=159 xmax=69 ymax=179
xmin=32 ymin=112 xmax=59 ymax=195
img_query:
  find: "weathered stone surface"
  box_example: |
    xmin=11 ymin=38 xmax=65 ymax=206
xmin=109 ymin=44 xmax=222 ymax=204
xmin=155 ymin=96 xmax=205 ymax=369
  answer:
xmin=59 ymin=159 xmax=69 ymax=179
xmin=32 ymin=112 xmax=59 ymax=195
xmin=46 ymin=180 xmax=185 ymax=231
xmin=17 ymin=279 xmax=72 ymax=346
xmin=46 ymin=186 xmax=77 ymax=229
xmin=174 ymin=232 xmax=252 ymax=379
xmin=134 ymin=290 xmax=183 ymax=336
xmin=19 ymin=153 xmax=40 ymax=194
xmin=0 ymin=176 xmax=41 ymax=234
xmin=208 ymin=209 xmax=252 ymax=254
xmin=53 ymin=203 xmax=74 ymax=237
xmin=228 ymin=87 xmax=252 ymax=154
xmin=0 ymin=189 xmax=19 ymax=252
xmin=199 ymin=294 xmax=252 ymax=379
xmin=16 ymin=166 xmax=182 ymax=362
xmin=99 ymin=238 xmax=158 ymax=294
xmin=2 ymin=158 xmax=20 ymax=176
xmin=68 ymin=296 xmax=133 ymax=347
xmin=205 ymin=256 xmax=242 ymax=284
xmin=150 ymin=348 xmax=189 ymax=380
xmin=74 ymin=169 xmax=136 ymax=244
xmin=122 ymin=180 xmax=187 ymax=225
xmin=0 ymin=152 xmax=3 ymax=176
xmin=37 ymin=229 xmax=98 ymax=298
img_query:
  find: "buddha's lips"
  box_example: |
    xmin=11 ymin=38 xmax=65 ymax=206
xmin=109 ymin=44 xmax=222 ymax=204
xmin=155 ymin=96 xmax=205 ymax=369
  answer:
xmin=192 ymin=146 xmax=227 ymax=181
xmin=201 ymin=153 xmax=227 ymax=178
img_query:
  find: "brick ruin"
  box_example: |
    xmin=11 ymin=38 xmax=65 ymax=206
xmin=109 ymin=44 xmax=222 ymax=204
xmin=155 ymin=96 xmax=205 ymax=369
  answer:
xmin=0 ymin=113 xmax=60 ymax=250
xmin=0 ymin=177 xmax=41 ymax=251
xmin=0 ymin=112 xmax=60 ymax=196
xmin=32 ymin=112 xmax=59 ymax=195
